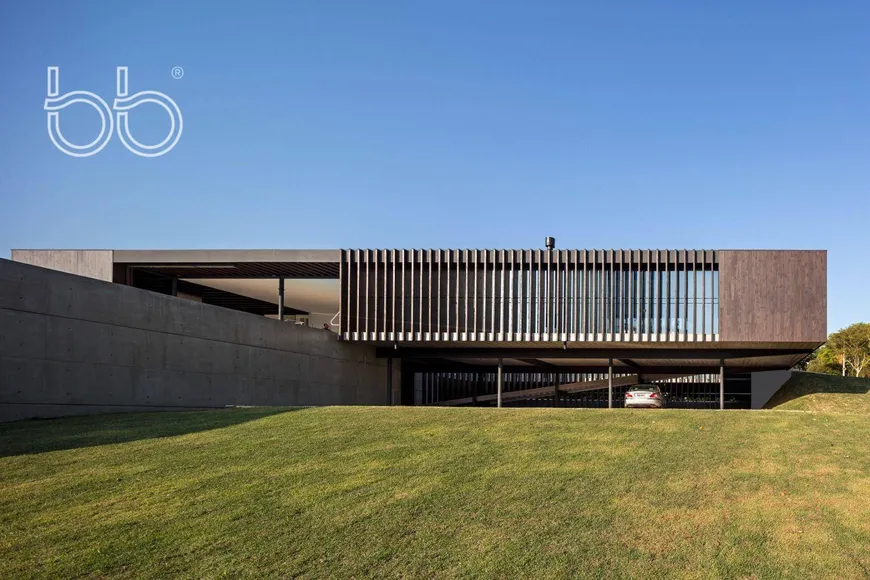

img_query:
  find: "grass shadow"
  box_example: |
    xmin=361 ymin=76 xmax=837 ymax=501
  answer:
xmin=764 ymin=373 xmax=870 ymax=409
xmin=0 ymin=407 xmax=302 ymax=458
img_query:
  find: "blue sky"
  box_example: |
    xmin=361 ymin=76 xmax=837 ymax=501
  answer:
xmin=0 ymin=1 xmax=867 ymax=332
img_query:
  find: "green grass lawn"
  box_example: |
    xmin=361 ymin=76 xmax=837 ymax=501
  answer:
xmin=2 ymin=406 xmax=870 ymax=579
xmin=765 ymin=372 xmax=870 ymax=414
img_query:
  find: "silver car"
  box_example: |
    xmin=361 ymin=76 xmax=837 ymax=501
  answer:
xmin=625 ymin=385 xmax=665 ymax=408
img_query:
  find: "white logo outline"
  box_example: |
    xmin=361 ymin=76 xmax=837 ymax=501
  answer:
xmin=44 ymin=66 xmax=183 ymax=158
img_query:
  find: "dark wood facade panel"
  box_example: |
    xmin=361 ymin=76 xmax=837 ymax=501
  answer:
xmin=718 ymin=250 xmax=826 ymax=343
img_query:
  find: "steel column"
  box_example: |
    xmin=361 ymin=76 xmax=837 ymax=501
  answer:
xmin=720 ymin=359 xmax=725 ymax=410
xmin=277 ymin=277 xmax=285 ymax=321
xmin=608 ymin=358 xmax=613 ymax=409
xmin=387 ymin=356 xmax=393 ymax=405
xmin=497 ymin=356 xmax=503 ymax=408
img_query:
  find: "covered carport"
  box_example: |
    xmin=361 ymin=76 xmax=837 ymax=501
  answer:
xmin=389 ymin=345 xmax=812 ymax=410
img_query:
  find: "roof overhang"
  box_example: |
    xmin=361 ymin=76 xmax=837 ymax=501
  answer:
xmin=385 ymin=343 xmax=820 ymax=374
xmin=115 ymin=249 xmax=341 ymax=278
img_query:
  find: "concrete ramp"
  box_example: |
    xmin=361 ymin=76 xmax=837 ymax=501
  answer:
xmin=435 ymin=374 xmax=642 ymax=406
xmin=0 ymin=259 xmax=398 ymax=422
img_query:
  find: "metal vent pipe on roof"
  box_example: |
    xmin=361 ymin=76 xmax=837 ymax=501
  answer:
xmin=545 ymin=237 xmax=556 ymax=250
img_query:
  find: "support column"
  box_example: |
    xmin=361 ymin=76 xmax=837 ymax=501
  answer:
xmin=608 ymin=358 xmax=613 ymax=409
xmin=170 ymin=277 xmax=178 ymax=297
xmin=720 ymin=360 xmax=725 ymax=410
xmin=387 ymin=356 xmax=393 ymax=406
xmin=278 ymin=277 xmax=285 ymax=321
xmin=497 ymin=357 xmax=503 ymax=408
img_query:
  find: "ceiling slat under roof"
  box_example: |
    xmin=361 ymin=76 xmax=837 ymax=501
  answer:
xmin=128 ymin=261 xmax=340 ymax=278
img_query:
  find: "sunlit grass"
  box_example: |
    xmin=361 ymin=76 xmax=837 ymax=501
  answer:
xmin=765 ymin=372 xmax=870 ymax=414
xmin=1 ymin=406 xmax=869 ymax=578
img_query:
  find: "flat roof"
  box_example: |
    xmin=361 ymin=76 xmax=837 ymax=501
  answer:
xmin=113 ymin=250 xmax=341 ymax=278
xmin=113 ymin=249 xmax=341 ymax=263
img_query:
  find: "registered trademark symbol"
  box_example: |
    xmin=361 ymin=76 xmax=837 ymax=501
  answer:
xmin=171 ymin=66 xmax=184 ymax=80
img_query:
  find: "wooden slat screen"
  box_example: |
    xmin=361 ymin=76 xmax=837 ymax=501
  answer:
xmin=341 ymin=249 xmax=719 ymax=342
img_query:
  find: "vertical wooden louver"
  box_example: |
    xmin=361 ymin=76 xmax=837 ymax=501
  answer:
xmin=341 ymin=249 xmax=719 ymax=342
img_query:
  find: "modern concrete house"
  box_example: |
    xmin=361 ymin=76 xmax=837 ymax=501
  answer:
xmin=1 ymin=244 xmax=826 ymax=420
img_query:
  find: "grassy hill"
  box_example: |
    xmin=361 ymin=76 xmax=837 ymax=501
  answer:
xmin=765 ymin=372 xmax=870 ymax=414
xmin=2 ymin=406 xmax=870 ymax=578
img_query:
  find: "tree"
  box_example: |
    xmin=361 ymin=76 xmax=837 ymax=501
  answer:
xmin=826 ymin=323 xmax=870 ymax=378
xmin=803 ymin=345 xmax=841 ymax=375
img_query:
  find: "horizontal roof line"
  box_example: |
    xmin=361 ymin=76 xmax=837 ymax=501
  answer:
xmin=9 ymin=248 xmax=827 ymax=264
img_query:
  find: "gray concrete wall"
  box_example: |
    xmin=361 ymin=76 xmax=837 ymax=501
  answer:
xmin=11 ymin=250 xmax=114 ymax=282
xmin=0 ymin=259 xmax=397 ymax=422
xmin=751 ymin=370 xmax=792 ymax=409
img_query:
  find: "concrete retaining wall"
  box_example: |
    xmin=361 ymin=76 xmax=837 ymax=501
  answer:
xmin=11 ymin=250 xmax=114 ymax=281
xmin=0 ymin=259 xmax=397 ymax=422
xmin=751 ymin=370 xmax=792 ymax=409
